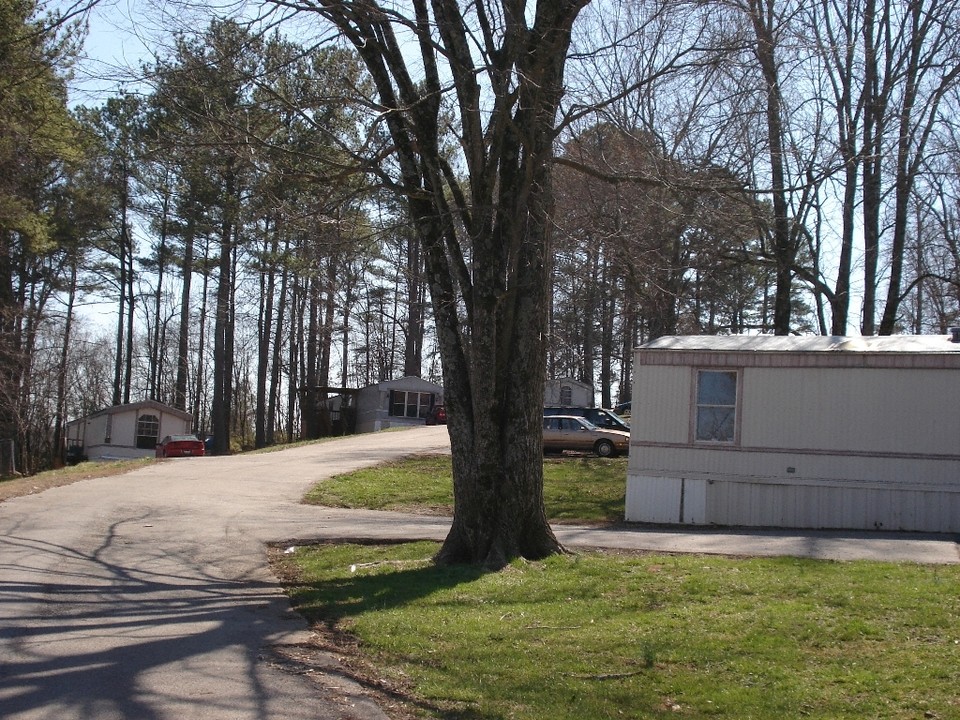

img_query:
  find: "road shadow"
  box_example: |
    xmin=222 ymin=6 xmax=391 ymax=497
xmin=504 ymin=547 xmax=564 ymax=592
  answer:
xmin=0 ymin=524 xmax=343 ymax=720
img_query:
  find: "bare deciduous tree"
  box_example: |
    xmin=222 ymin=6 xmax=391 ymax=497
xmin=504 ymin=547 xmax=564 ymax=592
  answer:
xmin=270 ymin=0 xmax=591 ymax=566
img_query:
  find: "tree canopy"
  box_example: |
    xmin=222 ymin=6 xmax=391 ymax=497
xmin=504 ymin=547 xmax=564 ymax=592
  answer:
xmin=6 ymin=1 xmax=960 ymax=569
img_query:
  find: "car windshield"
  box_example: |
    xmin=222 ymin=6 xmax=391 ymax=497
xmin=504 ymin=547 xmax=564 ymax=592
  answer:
xmin=576 ymin=418 xmax=599 ymax=430
xmin=169 ymin=435 xmax=199 ymax=442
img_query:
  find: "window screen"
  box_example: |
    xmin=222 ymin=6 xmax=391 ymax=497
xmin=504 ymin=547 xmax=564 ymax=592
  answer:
xmin=695 ymin=371 xmax=737 ymax=442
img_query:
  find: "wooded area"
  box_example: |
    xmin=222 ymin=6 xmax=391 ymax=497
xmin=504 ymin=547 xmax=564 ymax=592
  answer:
xmin=4 ymin=1 xmax=960 ymax=520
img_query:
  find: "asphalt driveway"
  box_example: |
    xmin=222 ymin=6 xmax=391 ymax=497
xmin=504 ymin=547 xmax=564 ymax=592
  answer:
xmin=1 ymin=426 xmax=956 ymax=720
xmin=0 ymin=428 xmax=453 ymax=720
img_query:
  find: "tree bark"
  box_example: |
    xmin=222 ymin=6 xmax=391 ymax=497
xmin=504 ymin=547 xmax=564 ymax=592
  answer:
xmin=310 ymin=0 xmax=589 ymax=566
xmin=175 ymin=214 xmax=195 ymax=412
xmin=53 ymin=259 xmax=78 ymax=466
xmin=749 ymin=0 xmax=794 ymax=336
xmin=878 ymin=3 xmax=960 ymax=334
xmin=210 ymin=175 xmax=235 ymax=454
xmin=860 ymin=0 xmax=884 ymax=335
xmin=255 ymin=220 xmax=278 ymax=448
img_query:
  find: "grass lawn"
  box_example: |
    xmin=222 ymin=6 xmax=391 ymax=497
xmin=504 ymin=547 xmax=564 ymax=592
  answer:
xmin=303 ymin=453 xmax=628 ymax=524
xmin=278 ymin=541 xmax=960 ymax=720
xmin=287 ymin=454 xmax=960 ymax=718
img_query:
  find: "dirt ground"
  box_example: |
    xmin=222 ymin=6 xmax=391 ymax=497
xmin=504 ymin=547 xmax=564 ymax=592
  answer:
xmin=0 ymin=461 xmax=152 ymax=503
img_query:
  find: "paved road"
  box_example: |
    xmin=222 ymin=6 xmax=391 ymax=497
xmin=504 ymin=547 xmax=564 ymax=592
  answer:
xmin=1 ymin=427 xmax=957 ymax=720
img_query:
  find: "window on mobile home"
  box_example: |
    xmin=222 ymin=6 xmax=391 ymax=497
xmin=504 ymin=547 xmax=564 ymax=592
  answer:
xmin=136 ymin=413 xmax=160 ymax=449
xmin=695 ymin=370 xmax=737 ymax=442
xmin=389 ymin=390 xmax=434 ymax=419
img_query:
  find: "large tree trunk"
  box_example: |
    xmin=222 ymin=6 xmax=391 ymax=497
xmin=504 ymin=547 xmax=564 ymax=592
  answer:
xmin=314 ymin=0 xmax=587 ymax=566
xmin=428 ymin=185 xmax=561 ymax=566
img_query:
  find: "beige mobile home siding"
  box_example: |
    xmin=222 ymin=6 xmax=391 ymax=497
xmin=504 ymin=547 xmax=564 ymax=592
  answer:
xmin=626 ymin=336 xmax=960 ymax=532
xmin=742 ymin=367 xmax=960 ymax=456
xmin=631 ymin=365 xmax=691 ymax=445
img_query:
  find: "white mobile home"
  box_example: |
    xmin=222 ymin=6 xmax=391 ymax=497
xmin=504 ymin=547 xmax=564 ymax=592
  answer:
xmin=65 ymin=400 xmax=194 ymax=461
xmin=626 ymin=335 xmax=960 ymax=533
xmin=544 ymin=377 xmax=594 ymax=407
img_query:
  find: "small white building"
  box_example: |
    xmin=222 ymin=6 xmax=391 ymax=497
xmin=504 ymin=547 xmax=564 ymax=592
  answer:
xmin=65 ymin=400 xmax=194 ymax=461
xmin=626 ymin=334 xmax=960 ymax=533
xmin=544 ymin=377 xmax=594 ymax=407
xmin=354 ymin=376 xmax=444 ymax=434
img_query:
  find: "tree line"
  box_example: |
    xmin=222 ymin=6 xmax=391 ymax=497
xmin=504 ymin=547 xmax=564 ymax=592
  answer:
xmin=3 ymin=0 xmax=960 ymax=482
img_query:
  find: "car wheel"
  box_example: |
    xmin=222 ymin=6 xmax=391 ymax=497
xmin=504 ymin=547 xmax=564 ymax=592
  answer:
xmin=595 ymin=439 xmax=615 ymax=458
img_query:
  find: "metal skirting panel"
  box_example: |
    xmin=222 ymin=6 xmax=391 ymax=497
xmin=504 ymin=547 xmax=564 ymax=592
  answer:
xmin=626 ymin=473 xmax=960 ymax=533
xmin=626 ymin=476 xmax=706 ymax=525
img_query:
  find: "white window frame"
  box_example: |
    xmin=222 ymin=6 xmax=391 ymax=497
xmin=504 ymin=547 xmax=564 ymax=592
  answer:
xmin=389 ymin=391 xmax=434 ymax=419
xmin=693 ymin=369 xmax=739 ymax=444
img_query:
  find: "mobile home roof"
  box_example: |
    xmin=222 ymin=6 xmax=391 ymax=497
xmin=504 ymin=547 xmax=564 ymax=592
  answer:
xmin=636 ymin=334 xmax=960 ymax=369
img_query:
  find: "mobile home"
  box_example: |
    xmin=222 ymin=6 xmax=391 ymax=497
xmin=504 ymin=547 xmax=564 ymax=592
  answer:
xmin=626 ymin=335 xmax=960 ymax=533
xmin=65 ymin=400 xmax=194 ymax=461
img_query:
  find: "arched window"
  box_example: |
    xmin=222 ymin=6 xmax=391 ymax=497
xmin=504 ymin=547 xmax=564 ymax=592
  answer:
xmin=136 ymin=414 xmax=160 ymax=449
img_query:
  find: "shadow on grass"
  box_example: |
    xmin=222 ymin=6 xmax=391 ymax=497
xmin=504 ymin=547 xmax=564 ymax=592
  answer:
xmin=279 ymin=542 xmax=505 ymax=719
xmin=284 ymin=548 xmax=484 ymax=624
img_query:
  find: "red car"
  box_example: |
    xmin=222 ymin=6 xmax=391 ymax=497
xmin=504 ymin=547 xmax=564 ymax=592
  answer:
xmin=155 ymin=434 xmax=205 ymax=458
xmin=425 ymin=405 xmax=447 ymax=425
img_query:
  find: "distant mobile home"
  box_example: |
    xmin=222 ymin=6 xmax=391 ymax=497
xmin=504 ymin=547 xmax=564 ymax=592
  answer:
xmin=65 ymin=400 xmax=194 ymax=461
xmin=353 ymin=376 xmax=444 ymax=434
xmin=544 ymin=377 xmax=594 ymax=407
xmin=626 ymin=335 xmax=960 ymax=533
